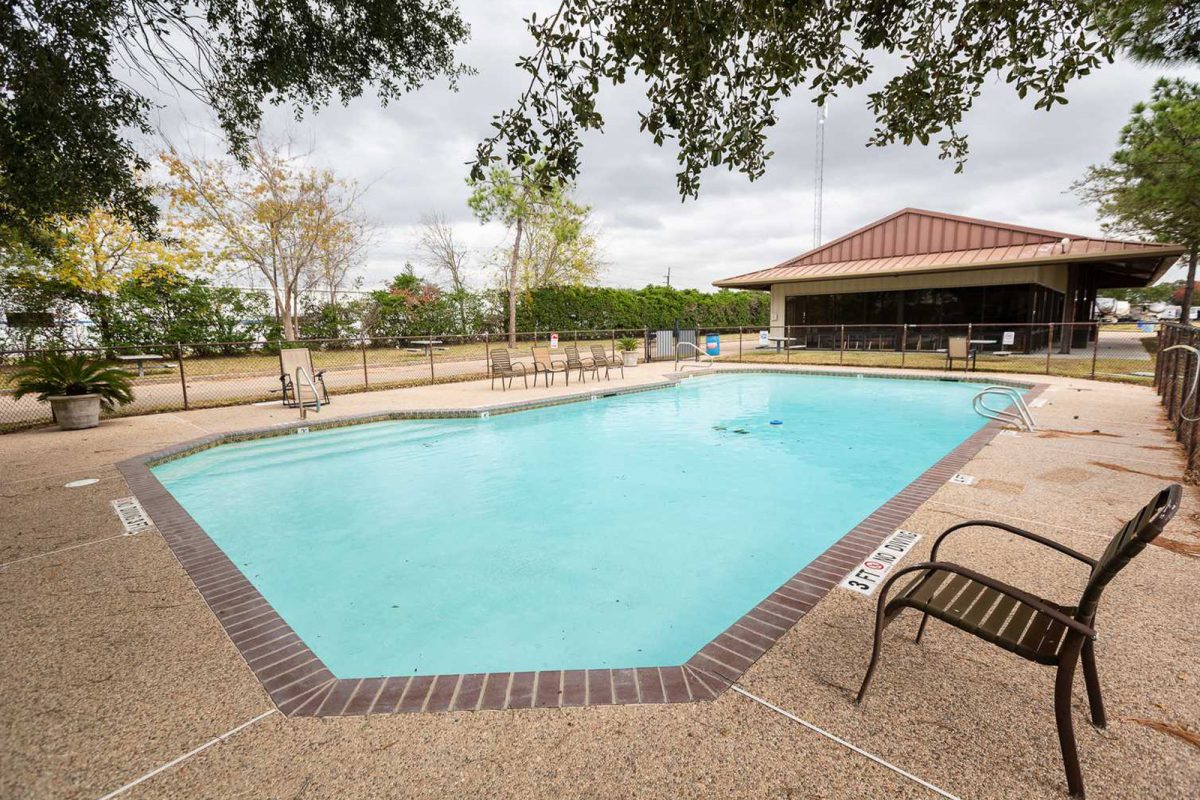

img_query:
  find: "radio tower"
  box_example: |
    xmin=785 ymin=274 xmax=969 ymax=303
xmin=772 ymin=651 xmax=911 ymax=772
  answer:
xmin=812 ymin=105 xmax=827 ymax=249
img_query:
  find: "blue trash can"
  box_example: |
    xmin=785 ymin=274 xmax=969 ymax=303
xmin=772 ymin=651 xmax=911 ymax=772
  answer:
xmin=706 ymin=333 xmax=720 ymax=356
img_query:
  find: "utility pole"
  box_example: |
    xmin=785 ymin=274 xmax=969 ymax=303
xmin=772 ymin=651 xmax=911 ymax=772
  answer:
xmin=664 ymin=267 xmax=671 ymax=287
xmin=813 ymin=105 xmax=827 ymax=249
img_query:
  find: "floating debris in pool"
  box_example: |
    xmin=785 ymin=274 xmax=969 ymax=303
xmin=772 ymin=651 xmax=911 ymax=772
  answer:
xmin=732 ymin=428 xmax=749 ymax=434
xmin=712 ymin=425 xmax=727 ymax=431
xmin=769 ymin=420 xmax=783 ymax=425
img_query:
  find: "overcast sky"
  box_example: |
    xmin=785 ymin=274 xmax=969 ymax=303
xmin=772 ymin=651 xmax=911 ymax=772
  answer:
xmin=147 ymin=2 xmax=1200 ymax=291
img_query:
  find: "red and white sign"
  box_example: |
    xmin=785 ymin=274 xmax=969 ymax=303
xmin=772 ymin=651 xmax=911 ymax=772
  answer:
xmin=839 ymin=530 xmax=922 ymax=595
xmin=550 ymin=333 xmax=559 ymax=348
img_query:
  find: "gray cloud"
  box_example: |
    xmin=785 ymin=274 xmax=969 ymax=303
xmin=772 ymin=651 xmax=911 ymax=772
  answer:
xmin=144 ymin=2 xmax=1200 ymax=290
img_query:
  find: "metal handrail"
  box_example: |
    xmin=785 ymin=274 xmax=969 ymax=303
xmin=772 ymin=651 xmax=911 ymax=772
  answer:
xmin=296 ymin=366 xmax=321 ymax=420
xmin=1161 ymin=344 xmax=1200 ymax=422
xmin=973 ymin=386 xmax=1035 ymax=431
xmin=674 ymin=341 xmax=714 ymax=371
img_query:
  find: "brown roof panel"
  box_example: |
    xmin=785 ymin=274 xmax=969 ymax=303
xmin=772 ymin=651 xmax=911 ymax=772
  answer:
xmin=713 ymin=208 xmax=1184 ymax=289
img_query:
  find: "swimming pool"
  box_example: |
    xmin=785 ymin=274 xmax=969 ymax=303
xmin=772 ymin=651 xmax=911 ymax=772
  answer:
xmin=152 ymin=373 xmax=1001 ymax=680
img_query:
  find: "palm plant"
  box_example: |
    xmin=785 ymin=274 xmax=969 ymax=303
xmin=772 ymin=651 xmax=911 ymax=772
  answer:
xmin=12 ymin=353 xmax=135 ymax=409
xmin=617 ymin=336 xmax=639 ymax=352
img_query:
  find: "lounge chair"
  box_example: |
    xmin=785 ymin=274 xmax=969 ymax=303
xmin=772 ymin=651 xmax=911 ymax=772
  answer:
xmin=945 ymin=335 xmax=976 ymax=370
xmin=279 ymin=347 xmax=329 ymax=408
xmin=532 ymin=347 xmax=569 ymax=387
xmin=855 ymin=484 xmax=1182 ymax=798
xmin=564 ymin=345 xmax=599 ymax=383
xmin=489 ymin=348 xmax=528 ymax=390
xmin=590 ymin=345 xmax=625 ymax=380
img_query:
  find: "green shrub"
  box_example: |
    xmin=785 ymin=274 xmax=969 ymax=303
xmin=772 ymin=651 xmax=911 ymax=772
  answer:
xmin=11 ymin=353 xmax=135 ymax=408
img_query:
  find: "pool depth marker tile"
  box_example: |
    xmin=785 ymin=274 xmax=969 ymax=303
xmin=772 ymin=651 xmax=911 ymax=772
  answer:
xmin=117 ymin=372 xmax=1044 ymax=716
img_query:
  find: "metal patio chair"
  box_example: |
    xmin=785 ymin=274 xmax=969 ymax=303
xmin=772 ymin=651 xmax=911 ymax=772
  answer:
xmin=855 ymin=484 xmax=1182 ymax=798
xmin=945 ymin=335 xmax=976 ymax=370
xmin=489 ymin=348 xmax=528 ymax=390
xmin=278 ymin=347 xmax=329 ymax=409
xmin=564 ymin=345 xmax=599 ymax=383
xmin=590 ymin=344 xmax=625 ymax=380
xmin=531 ymin=346 xmax=569 ymax=387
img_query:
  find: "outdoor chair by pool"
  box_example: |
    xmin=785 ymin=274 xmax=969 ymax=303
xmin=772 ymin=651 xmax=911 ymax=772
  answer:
xmin=278 ymin=348 xmax=330 ymax=409
xmin=489 ymin=348 xmax=528 ymax=390
xmin=855 ymin=483 xmax=1181 ymax=798
xmin=945 ymin=335 xmax=976 ymax=371
xmin=531 ymin=346 xmax=569 ymax=387
xmin=564 ymin=346 xmax=600 ymax=383
xmin=590 ymin=345 xmax=625 ymax=380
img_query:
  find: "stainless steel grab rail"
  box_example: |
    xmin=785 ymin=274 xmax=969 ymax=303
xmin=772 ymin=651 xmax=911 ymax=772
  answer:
xmin=296 ymin=366 xmax=321 ymax=420
xmin=973 ymin=386 xmax=1035 ymax=431
xmin=674 ymin=341 xmax=714 ymax=371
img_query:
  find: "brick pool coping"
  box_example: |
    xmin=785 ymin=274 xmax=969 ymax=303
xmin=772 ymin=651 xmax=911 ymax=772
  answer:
xmin=117 ymin=368 xmax=1045 ymax=717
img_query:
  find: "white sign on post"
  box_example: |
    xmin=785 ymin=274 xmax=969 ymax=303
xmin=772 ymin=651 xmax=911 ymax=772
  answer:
xmin=1002 ymin=330 xmax=1016 ymax=346
xmin=550 ymin=333 xmax=559 ymax=348
xmin=840 ymin=530 xmax=922 ymax=595
xmin=759 ymin=330 xmax=769 ymax=346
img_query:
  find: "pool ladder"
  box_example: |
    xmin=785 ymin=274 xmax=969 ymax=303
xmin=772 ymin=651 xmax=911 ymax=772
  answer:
xmin=973 ymin=386 xmax=1035 ymax=431
xmin=296 ymin=366 xmax=322 ymax=420
xmin=674 ymin=341 xmax=714 ymax=371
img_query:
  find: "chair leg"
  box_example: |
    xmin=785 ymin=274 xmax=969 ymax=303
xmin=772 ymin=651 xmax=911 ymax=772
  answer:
xmin=1081 ymin=638 xmax=1106 ymax=729
xmin=1055 ymin=640 xmax=1087 ymax=798
xmin=855 ymin=616 xmax=888 ymax=706
xmin=914 ymin=613 xmax=929 ymax=644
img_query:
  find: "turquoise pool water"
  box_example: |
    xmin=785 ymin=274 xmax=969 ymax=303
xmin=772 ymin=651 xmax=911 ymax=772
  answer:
xmin=153 ymin=374 xmax=997 ymax=677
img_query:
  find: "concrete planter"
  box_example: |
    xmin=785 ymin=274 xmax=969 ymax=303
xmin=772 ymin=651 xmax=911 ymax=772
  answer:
xmin=622 ymin=351 xmax=638 ymax=367
xmin=48 ymin=394 xmax=102 ymax=430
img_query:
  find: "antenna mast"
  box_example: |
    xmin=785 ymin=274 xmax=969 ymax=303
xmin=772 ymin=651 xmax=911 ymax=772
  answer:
xmin=813 ymin=105 xmax=827 ymax=249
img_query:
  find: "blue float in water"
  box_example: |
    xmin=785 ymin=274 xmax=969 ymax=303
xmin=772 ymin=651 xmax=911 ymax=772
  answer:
xmin=770 ymin=420 xmax=783 ymax=425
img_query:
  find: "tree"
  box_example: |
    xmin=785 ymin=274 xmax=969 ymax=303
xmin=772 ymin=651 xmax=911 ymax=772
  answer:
xmin=468 ymin=162 xmax=589 ymax=344
xmin=472 ymin=2 xmax=1200 ymax=197
xmin=47 ymin=209 xmax=203 ymax=348
xmin=1098 ymin=1 xmax=1200 ymax=63
xmin=515 ymin=204 xmax=603 ymax=292
xmin=163 ymin=138 xmax=370 ymax=340
xmin=416 ymin=213 xmax=474 ymax=333
xmin=1075 ymin=78 xmax=1200 ymax=322
xmin=1 ymin=0 xmax=469 ymax=248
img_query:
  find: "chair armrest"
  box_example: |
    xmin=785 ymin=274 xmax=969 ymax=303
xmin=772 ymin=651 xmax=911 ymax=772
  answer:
xmin=931 ymin=521 xmax=1096 ymax=566
xmin=878 ymin=561 xmax=1097 ymax=640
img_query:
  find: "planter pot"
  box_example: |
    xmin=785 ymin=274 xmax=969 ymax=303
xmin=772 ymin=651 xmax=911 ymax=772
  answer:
xmin=48 ymin=394 xmax=101 ymax=430
xmin=622 ymin=351 xmax=638 ymax=367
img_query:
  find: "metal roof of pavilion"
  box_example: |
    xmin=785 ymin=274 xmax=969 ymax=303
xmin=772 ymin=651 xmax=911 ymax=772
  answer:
xmin=713 ymin=208 xmax=1185 ymax=290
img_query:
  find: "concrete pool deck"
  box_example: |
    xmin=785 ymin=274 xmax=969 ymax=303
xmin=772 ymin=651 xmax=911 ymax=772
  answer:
xmin=2 ymin=362 xmax=1198 ymax=799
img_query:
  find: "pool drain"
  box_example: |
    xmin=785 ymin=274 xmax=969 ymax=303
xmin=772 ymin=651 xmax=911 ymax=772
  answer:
xmin=111 ymin=497 xmax=154 ymax=534
xmin=64 ymin=478 xmax=100 ymax=488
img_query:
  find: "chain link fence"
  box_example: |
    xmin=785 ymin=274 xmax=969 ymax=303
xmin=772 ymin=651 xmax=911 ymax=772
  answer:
xmin=1155 ymin=323 xmax=1200 ymax=477
xmin=0 ymin=322 xmax=1161 ymax=433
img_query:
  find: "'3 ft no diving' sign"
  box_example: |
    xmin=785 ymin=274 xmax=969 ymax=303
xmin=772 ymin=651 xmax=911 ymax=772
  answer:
xmin=839 ymin=530 xmax=922 ymax=595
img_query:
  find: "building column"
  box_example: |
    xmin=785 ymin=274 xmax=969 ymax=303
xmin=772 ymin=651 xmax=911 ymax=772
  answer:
xmin=1059 ymin=263 xmax=1078 ymax=354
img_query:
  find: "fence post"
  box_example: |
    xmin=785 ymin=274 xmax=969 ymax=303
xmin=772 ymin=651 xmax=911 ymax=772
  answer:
xmin=900 ymin=325 xmax=907 ymax=368
xmin=428 ymin=333 xmax=435 ymax=382
xmin=839 ymin=325 xmax=845 ymax=365
xmin=175 ymin=343 xmax=189 ymax=410
xmin=738 ymin=326 xmax=743 ymax=363
xmin=644 ymin=328 xmax=650 ymax=363
xmin=1046 ymin=324 xmax=1053 ymax=375
xmin=786 ymin=326 xmax=791 ymax=363
xmin=484 ymin=332 xmax=490 ymax=374
xmin=360 ymin=336 xmax=369 ymax=387
xmin=1089 ymin=323 xmax=1099 ymax=380
xmin=611 ymin=329 xmax=616 ymax=359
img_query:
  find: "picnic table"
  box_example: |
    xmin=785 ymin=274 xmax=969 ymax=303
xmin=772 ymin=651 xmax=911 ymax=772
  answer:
xmin=114 ymin=353 xmax=165 ymax=377
xmin=408 ymin=339 xmax=445 ymax=356
xmin=766 ymin=335 xmax=803 ymax=353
